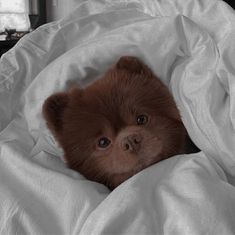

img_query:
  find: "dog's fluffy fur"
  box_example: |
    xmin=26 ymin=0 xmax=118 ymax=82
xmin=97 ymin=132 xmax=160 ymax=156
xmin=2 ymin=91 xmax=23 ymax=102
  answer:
xmin=43 ymin=56 xmax=189 ymax=189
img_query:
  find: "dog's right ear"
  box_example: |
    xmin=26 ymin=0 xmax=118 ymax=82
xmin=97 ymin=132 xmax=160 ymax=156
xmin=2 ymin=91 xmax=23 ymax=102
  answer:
xmin=42 ymin=92 xmax=69 ymax=135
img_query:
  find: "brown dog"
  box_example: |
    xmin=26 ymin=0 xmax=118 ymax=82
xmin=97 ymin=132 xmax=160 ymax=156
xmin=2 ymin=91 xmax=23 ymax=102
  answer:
xmin=43 ymin=56 xmax=196 ymax=190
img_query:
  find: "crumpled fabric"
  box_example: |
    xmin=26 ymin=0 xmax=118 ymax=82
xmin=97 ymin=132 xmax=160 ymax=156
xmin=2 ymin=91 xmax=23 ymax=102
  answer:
xmin=1 ymin=0 xmax=235 ymax=234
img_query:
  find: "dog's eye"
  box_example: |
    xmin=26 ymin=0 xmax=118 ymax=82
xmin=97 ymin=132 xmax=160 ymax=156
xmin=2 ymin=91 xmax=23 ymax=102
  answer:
xmin=137 ymin=114 xmax=148 ymax=125
xmin=98 ymin=137 xmax=111 ymax=148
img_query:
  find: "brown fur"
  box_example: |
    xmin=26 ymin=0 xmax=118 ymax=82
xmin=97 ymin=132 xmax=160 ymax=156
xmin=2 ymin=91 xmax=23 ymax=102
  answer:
xmin=43 ymin=56 xmax=188 ymax=190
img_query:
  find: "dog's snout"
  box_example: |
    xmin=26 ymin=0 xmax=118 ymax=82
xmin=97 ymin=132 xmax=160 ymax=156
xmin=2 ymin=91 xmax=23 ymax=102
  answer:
xmin=122 ymin=134 xmax=142 ymax=153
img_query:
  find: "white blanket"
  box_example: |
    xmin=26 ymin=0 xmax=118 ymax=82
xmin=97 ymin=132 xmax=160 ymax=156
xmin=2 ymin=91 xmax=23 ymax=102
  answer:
xmin=1 ymin=0 xmax=235 ymax=234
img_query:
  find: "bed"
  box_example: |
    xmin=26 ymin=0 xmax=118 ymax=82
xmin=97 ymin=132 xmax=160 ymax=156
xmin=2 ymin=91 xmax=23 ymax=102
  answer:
xmin=1 ymin=0 xmax=235 ymax=234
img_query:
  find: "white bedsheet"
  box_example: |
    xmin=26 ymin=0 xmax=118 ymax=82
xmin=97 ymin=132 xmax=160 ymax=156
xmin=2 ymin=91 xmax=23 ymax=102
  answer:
xmin=1 ymin=0 xmax=235 ymax=234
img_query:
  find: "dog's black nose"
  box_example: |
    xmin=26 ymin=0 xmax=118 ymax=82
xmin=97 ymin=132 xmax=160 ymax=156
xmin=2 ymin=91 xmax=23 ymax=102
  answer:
xmin=122 ymin=134 xmax=142 ymax=153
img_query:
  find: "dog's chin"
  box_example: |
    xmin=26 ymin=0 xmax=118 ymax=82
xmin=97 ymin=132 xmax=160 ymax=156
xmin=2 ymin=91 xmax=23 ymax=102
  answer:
xmin=104 ymin=152 xmax=165 ymax=189
xmin=107 ymin=160 xmax=157 ymax=189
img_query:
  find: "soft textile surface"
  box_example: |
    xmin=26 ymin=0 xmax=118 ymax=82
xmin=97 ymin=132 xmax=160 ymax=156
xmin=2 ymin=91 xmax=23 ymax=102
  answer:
xmin=1 ymin=0 xmax=235 ymax=234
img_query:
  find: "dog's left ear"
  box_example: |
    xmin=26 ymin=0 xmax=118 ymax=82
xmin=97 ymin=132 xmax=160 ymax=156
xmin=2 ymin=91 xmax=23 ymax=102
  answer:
xmin=115 ymin=56 xmax=153 ymax=76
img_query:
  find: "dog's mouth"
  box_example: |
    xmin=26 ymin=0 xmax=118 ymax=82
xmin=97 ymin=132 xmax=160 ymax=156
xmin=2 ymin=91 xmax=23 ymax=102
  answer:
xmin=111 ymin=150 xmax=163 ymax=177
xmin=108 ymin=136 xmax=163 ymax=173
xmin=107 ymin=156 xmax=161 ymax=189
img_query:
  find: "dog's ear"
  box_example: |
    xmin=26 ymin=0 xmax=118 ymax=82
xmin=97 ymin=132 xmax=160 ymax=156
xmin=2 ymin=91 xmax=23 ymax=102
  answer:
xmin=43 ymin=87 xmax=83 ymax=135
xmin=42 ymin=92 xmax=69 ymax=135
xmin=116 ymin=56 xmax=153 ymax=76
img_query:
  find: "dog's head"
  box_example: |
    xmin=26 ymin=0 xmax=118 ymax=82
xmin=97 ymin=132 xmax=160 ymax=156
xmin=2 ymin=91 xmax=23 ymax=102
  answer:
xmin=43 ymin=56 xmax=186 ymax=189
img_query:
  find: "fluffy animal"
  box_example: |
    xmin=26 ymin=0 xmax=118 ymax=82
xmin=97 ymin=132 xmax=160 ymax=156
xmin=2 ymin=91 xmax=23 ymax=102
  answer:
xmin=43 ymin=56 xmax=198 ymax=190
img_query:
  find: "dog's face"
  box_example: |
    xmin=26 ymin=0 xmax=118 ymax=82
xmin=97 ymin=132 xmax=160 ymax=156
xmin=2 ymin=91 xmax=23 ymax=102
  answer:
xmin=43 ymin=56 xmax=186 ymax=189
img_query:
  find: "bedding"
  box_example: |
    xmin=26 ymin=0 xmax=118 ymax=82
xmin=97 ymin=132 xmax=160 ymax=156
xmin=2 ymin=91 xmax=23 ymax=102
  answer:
xmin=1 ymin=0 xmax=235 ymax=234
